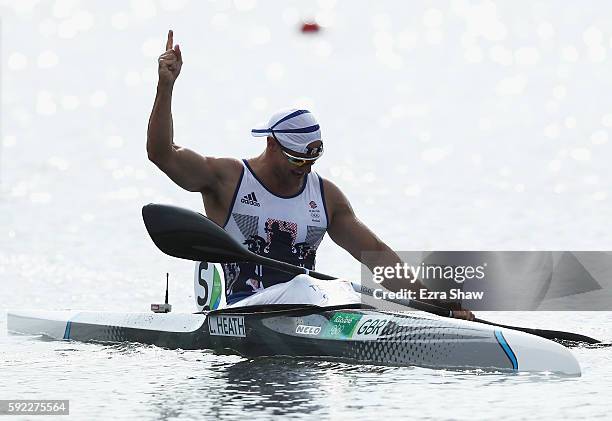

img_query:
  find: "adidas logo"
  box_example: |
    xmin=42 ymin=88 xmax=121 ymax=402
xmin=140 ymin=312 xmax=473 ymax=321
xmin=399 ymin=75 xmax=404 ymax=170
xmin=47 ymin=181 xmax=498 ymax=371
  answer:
xmin=241 ymin=192 xmax=261 ymax=207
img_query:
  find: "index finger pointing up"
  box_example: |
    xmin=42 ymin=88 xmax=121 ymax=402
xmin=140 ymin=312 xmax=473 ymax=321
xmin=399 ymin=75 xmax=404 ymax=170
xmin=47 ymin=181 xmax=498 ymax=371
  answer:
xmin=166 ymin=30 xmax=173 ymax=51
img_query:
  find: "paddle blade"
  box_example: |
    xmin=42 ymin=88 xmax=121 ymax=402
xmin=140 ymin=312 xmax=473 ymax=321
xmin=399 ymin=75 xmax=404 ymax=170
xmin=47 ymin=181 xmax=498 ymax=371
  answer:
xmin=142 ymin=203 xmax=248 ymax=263
xmin=474 ymin=318 xmax=601 ymax=345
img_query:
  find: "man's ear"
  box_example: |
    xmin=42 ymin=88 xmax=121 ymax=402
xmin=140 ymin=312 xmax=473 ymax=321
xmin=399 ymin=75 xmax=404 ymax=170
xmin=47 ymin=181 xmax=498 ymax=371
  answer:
xmin=266 ymin=136 xmax=277 ymax=150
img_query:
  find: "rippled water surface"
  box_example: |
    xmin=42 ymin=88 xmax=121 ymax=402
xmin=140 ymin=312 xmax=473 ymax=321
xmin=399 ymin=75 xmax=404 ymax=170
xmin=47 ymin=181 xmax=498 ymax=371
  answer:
xmin=2 ymin=1 xmax=612 ymax=420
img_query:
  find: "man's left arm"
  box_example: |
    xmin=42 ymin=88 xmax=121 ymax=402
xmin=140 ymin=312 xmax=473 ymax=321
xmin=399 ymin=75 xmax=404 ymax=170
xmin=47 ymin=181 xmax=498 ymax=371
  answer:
xmin=323 ymin=179 xmax=417 ymax=292
xmin=322 ymin=179 xmax=474 ymax=320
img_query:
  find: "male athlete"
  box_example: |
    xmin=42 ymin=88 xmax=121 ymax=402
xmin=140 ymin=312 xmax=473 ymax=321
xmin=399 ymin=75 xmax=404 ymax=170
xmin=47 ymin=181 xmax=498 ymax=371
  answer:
xmin=147 ymin=31 xmax=473 ymax=320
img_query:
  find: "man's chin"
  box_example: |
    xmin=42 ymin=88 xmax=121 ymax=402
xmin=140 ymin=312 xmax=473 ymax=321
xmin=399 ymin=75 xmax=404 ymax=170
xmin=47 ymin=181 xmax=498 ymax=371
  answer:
xmin=290 ymin=168 xmax=306 ymax=178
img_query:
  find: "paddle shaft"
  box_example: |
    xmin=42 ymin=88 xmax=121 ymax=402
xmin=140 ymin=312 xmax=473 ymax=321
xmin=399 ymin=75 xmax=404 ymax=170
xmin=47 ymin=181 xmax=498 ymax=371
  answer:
xmin=351 ymin=282 xmax=453 ymax=317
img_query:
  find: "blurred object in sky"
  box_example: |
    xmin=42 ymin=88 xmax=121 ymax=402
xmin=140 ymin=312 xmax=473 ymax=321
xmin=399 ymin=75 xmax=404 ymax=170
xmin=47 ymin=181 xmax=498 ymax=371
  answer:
xmin=300 ymin=20 xmax=321 ymax=34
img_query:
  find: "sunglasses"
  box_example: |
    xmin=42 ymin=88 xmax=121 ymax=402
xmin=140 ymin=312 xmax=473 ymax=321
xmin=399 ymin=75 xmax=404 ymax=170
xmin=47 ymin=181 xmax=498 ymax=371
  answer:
xmin=281 ymin=148 xmax=324 ymax=167
xmin=273 ymin=134 xmax=324 ymax=167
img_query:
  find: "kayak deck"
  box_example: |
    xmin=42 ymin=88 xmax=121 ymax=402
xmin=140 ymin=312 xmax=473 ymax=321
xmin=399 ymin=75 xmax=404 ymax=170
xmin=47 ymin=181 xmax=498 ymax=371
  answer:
xmin=6 ymin=305 xmax=581 ymax=375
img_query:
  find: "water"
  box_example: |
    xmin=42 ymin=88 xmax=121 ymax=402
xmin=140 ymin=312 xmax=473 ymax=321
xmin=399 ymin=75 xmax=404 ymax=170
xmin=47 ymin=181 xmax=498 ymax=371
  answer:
xmin=2 ymin=1 xmax=612 ymax=419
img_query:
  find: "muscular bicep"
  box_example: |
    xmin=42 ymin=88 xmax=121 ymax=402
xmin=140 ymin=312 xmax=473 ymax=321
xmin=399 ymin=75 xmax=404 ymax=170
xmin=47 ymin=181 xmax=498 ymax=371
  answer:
xmin=152 ymin=146 xmax=237 ymax=194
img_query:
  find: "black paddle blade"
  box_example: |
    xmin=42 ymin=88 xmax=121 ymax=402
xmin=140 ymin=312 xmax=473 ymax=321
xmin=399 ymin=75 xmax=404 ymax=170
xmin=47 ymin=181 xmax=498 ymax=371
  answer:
xmin=525 ymin=329 xmax=600 ymax=345
xmin=142 ymin=203 xmax=317 ymax=279
xmin=142 ymin=203 xmax=248 ymax=263
xmin=474 ymin=318 xmax=601 ymax=345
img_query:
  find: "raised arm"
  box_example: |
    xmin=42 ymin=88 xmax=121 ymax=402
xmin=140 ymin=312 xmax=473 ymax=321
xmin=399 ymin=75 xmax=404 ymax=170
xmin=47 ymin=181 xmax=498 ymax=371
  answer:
xmin=147 ymin=30 xmax=237 ymax=194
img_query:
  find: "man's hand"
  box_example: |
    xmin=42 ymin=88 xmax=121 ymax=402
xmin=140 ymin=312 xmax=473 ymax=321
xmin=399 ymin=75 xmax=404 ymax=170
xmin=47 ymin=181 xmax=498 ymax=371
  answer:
xmin=158 ymin=30 xmax=182 ymax=87
xmin=433 ymin=299 xmax=475 ymax=321
xmin=451 ymin=309 xmax=474 ymax=321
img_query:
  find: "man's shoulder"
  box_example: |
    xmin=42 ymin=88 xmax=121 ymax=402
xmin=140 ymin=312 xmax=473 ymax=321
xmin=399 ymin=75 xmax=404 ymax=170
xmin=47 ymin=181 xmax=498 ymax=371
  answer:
xmin=209 ymin=157 xmax=243 ymax=178
xmin=317 ymin=176 xmax=355 ymax=226
xmin=196 ymin=157 xmax=243 ymax=196
xmin=319 ymin=176 xmax=349 ymax=207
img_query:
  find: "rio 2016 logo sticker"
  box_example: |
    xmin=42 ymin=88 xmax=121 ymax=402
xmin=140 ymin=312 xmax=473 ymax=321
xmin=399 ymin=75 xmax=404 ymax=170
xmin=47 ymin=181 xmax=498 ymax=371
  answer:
xmin=322 ymin=312 xmax=362 ymax=339
xmin=322 ymin=313 xmax=391 ymax=340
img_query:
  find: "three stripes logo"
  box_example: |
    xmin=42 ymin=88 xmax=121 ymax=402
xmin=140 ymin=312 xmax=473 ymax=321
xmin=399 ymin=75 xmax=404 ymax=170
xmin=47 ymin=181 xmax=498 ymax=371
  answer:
xmin=241 ymin=192 xmax=261 ymax=207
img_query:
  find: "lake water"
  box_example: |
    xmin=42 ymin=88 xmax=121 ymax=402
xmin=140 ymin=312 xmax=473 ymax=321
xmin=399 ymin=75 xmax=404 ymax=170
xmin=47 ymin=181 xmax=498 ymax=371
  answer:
xmin=1 ymin=1 xmax=612 ymax=419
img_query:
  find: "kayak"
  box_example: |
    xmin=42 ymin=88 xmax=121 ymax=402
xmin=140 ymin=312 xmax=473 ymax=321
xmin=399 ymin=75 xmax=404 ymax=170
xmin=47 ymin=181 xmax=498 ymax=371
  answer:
xmin=6 ymin=303 xmax=581 ymax=375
